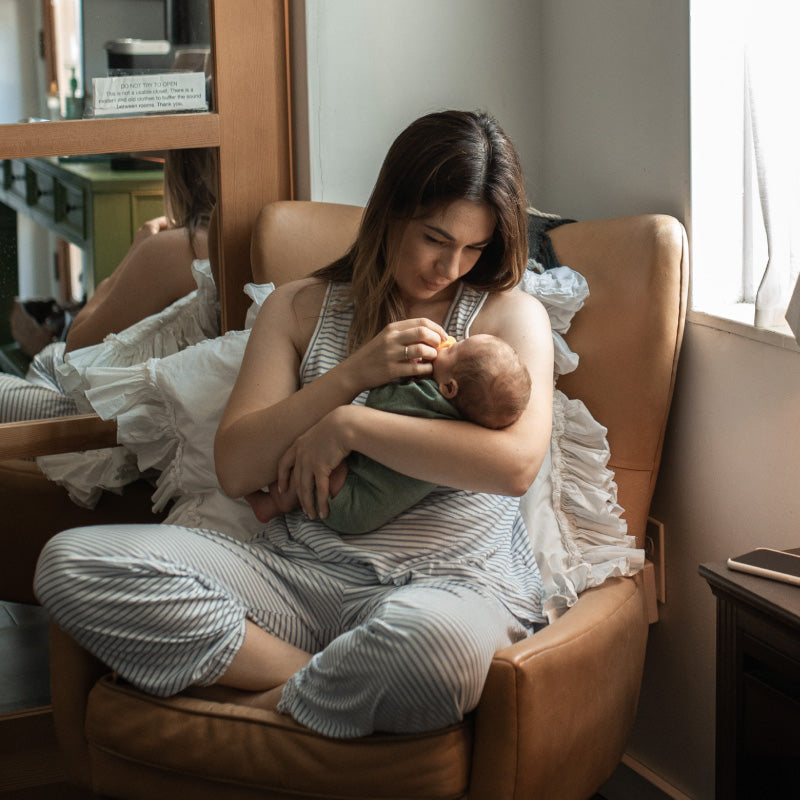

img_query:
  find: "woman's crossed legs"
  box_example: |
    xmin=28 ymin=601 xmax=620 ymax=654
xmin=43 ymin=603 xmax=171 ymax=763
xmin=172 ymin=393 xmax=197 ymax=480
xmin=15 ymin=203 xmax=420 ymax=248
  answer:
xmin=34 ymin=523 xmax=525 ymax=737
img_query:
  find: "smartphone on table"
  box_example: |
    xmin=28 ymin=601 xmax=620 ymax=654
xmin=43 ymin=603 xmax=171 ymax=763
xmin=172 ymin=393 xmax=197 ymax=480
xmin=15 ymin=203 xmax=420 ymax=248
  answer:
xmin=727 ymin=547 xmax=800 ymax=587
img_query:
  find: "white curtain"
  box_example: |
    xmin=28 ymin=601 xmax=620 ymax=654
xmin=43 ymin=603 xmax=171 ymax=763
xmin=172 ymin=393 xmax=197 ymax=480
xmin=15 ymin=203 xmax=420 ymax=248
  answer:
xmin=743 ymin=2 xmax=800 ymax=328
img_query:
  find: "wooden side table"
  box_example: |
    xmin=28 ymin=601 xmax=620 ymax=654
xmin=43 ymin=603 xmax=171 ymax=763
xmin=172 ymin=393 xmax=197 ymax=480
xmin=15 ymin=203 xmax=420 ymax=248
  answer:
xmin=699 ymin=561 xmax=800 ymax=799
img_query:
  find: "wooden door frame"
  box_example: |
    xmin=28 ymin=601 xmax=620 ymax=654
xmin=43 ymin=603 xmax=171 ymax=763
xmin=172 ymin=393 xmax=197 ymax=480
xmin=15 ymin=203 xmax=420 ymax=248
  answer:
xmin=212 ymin=0 xmax=293 ymax=331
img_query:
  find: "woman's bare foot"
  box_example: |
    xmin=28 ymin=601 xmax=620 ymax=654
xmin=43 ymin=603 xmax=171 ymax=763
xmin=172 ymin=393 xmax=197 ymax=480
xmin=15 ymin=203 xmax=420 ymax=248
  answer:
xmin=216 ymin=620 xmax=312 ymax=693
xmin=185 ymin=682 xmax=285 ymax=712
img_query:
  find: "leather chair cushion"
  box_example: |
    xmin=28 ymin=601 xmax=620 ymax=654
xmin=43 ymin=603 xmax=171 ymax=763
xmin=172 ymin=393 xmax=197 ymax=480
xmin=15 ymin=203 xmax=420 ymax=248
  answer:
xmin=85 ymin=675 xmax=472 ymax=799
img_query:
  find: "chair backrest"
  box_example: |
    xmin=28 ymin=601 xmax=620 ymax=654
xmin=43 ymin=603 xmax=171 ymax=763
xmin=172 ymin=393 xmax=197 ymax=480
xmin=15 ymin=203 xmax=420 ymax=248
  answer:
xmin=250 ymin=202 xmax=688 ymax=547
xmin=550 ymin=217 xmax=688 ymax=544
xmin=251 ymin=201 xmax=363 ymax=287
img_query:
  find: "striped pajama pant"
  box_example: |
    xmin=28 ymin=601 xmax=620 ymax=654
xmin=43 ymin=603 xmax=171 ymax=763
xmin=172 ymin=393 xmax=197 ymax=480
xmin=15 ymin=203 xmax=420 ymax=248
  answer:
xmin=34 ymin=523 xmax=528 ymax=738
xmin=0 ymin=342 xmax=78 ymax=422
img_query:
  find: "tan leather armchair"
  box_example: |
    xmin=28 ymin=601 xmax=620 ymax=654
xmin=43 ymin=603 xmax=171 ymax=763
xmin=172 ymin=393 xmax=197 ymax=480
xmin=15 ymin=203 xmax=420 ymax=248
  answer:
xmin=48 ymin=201 xmax=687 ymax=800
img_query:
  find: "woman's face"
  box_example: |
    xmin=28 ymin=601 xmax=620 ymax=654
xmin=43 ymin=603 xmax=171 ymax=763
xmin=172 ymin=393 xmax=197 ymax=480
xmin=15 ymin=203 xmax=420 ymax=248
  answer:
xmin=390 ymin=199 xmax=495 ymax=306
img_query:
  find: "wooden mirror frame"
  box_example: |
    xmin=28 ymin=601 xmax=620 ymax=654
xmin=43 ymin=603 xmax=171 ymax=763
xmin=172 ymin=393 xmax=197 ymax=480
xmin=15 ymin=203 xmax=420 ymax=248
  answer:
xmin=0 ymin=0 xmax=292 ymax=459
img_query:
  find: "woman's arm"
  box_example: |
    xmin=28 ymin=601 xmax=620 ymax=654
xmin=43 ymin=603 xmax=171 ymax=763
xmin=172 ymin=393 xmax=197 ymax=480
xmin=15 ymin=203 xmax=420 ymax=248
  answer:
xmin=64 ymin=223 xmax=203 ymax=352
xmin=283 ymin=289 xmax=554 ymax=518
xmin=214 ymin=279 xmax=450 ymax=499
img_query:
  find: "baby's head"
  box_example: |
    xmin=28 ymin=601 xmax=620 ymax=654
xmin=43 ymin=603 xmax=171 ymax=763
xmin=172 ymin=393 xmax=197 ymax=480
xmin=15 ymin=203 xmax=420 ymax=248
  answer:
xmin=432 ymin=334 xmax=531 ymax=429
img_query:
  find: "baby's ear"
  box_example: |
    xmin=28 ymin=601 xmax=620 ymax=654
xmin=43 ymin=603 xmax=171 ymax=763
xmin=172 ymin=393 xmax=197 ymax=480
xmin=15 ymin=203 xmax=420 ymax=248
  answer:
xmin=439 ymin=378 xmax=458 ymax=399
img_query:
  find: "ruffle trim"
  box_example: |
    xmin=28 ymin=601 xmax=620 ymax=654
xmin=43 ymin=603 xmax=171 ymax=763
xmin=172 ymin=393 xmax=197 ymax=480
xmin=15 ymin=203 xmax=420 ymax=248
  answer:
xmin=33 ymin=447 xmax=148 ymax=508
xmin=85 ymin=361 xmax=178 ymax=479
xmin=525 ymin=389 xmax=644 ymax=622
xmin=520 ymin=265 xmax=588 ymax=335
xmin=80 ymin=331 xmax=260 ymax=541
xmin=243 ymin=281 xmax=276 ymax=329
xmin=36 ymin=361 xmax=169 ymax=508
xmin=84 ymin=358 xmax=196 ymax=511
xmin=57 ymin=259 xmax=219 ymax=411
xmin=36 ymin=262 xmax=220 ymax=506
xmin=519 ymin=266 xmax=587 ymax=377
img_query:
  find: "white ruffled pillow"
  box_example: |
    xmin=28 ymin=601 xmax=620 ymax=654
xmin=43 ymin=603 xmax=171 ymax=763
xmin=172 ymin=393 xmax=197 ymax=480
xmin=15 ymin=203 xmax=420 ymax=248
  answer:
xmin=82 ymin=281 xmax=274 ymax=540
xmin=58 ymin=259 xmax=219 ymax=411
xmin=85 ymin=329 xmax=262 ymax=540
xmin=518 ymin=263 xmax=642 ymax=621
xmin=35 ymin=260 xmax=220 ymax=508
xmin=74 ymin=267 xmax=642 ymax=617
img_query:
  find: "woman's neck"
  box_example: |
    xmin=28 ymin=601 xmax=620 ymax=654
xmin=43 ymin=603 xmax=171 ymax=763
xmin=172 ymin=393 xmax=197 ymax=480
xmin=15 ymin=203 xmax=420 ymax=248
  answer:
xmin=401 ymin=284 xmax=459 ymax=324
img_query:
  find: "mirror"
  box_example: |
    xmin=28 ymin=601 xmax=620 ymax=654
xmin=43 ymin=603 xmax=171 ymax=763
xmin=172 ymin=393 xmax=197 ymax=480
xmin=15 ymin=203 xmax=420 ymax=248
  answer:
xmin=0 ymin=0 xmax=293 ymax=445
xmin=0 ymin=143 xmax=218 ymax=398
xmin=0 ymin=1 xmax=293 ymax=732
xmin=0 ymin=150 xmax=165 ymax=378
xmin=0 ymin=153 xmax=164 ymax=378
xmin=1 ymin=0 xmax=210 ymax=126
xmin=0 ymin=0 xmax=215 ymax=429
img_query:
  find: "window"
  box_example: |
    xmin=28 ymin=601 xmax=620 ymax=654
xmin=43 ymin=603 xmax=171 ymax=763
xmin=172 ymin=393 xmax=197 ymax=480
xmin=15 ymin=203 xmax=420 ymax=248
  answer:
xmin=690 ymin=0 xmax=800 ymax=338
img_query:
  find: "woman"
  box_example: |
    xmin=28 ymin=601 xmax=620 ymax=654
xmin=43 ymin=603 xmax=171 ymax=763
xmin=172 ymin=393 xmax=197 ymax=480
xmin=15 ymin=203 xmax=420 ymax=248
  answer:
xmin=64 ymin=147 xmax=217 ymax=353
xmin=0 ymin=147 xmax=217 ymax=421
xmin=35 ymin=111 xmax=554 ymax=738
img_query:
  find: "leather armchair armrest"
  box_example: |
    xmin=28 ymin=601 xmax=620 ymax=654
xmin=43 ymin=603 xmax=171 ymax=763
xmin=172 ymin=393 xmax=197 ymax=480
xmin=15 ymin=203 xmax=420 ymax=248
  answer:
xmin=49 ymin=623 xmax=110 ymax=790
xmin=469 ymin=576 xmax=649 ymax=800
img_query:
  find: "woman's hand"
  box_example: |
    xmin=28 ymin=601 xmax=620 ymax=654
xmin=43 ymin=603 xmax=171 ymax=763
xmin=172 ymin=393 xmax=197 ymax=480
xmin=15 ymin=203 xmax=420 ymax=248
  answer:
xmin=275 ymin=319 xmax=449 ymax=517
xmin=277 ymin=405 xmax=356 ymax=520
xmin=342 ymin=318 xmax=449 ymax=393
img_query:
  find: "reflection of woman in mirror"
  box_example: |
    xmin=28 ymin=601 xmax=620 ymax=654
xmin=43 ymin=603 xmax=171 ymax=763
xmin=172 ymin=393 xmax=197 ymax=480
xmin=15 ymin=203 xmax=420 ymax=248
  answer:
xmin=0 ymin=147 xmax=217 ymax=422
xmin=65 ymin=148 xmax=217 ymax=352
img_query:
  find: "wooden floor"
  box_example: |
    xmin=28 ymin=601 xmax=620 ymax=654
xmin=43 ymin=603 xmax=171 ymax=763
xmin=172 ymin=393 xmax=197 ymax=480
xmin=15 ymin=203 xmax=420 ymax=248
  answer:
xmin=0 ymin=709 xmax=93 ymax=798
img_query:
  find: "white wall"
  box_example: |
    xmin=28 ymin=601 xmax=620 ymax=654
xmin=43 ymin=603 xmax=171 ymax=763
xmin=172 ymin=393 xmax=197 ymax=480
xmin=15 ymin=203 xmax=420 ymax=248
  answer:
xmin=298 ymin=2 xmax=800 ymax=798
xmin=0 ymin=0 xmax=43 ymax=123
xmin=296 ymin=0 xmax=543 ymax=206
xmin=640 ymin=323 xmax=800 ymax=799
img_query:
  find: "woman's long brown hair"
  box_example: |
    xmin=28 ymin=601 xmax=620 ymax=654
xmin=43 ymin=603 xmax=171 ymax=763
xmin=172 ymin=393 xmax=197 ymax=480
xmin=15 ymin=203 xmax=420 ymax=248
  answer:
xmin=314 ymin=110 xmax=529 ymax=352
xmin=163 ymin=147 xmax=218 ymax=258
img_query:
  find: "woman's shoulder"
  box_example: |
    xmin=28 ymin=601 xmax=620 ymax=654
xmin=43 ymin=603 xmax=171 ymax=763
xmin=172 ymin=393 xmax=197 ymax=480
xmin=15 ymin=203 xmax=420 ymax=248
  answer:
xmin=117 ymin=226 xmax=200 ymax=297
xmin=261 ymin=277 xmax=330 ymax=333
xmin=131 ymin=226 xmax=206 ymax=274
xmin=474 ymin=285 xmax=549 ymax=336
xmin=267 ymin=276 xmax=328 ymax=306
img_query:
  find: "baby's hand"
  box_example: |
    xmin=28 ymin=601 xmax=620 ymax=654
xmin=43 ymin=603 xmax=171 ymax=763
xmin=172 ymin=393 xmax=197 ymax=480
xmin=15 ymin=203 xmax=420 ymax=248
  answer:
xmin=437 ymin=336 xmax=456 ymax=351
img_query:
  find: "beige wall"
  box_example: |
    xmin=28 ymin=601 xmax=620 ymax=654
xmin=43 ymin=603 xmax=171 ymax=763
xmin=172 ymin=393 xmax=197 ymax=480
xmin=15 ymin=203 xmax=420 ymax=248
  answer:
xmin=642 ymin=322 xmax=800 ymax=798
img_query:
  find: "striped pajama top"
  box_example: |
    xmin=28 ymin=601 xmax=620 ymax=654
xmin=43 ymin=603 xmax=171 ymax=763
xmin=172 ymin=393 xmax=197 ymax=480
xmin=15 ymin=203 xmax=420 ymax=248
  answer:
xmin=261 ymin=281 xmax=546 ymax=627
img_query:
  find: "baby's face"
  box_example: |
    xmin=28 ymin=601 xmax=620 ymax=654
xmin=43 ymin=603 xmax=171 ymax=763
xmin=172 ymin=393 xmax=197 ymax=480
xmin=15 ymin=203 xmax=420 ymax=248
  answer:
xmin=431 ymin=337 xmax=461 ymax=386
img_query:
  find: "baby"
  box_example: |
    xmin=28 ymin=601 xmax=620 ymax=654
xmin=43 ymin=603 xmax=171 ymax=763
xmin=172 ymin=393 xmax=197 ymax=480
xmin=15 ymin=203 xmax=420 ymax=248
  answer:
xmin=245 ymin=333 xmax=532 ymax=534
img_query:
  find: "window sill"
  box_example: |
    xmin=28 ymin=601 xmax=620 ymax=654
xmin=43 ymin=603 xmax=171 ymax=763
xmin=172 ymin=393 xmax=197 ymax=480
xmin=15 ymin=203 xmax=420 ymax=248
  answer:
xmin=688 ymin=304 xmax=800 ymax=353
